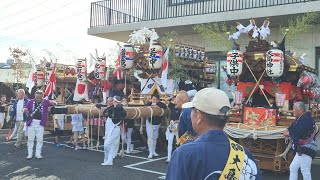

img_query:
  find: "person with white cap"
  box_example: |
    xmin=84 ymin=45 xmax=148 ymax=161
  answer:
xmin=101 ymin=96 xmax=126 ymax=166
xmin=166 ymin=88 xmax=261 ymax=180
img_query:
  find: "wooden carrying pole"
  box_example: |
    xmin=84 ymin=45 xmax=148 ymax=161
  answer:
xmin=52 ymin=105 xmax=169 ymax=119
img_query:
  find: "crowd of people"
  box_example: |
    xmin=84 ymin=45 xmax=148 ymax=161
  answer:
xmin=0 ymin=82 xmax=318 ymax=179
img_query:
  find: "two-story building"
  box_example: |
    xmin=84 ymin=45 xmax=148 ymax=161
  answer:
xmin=87 ymin=0 xmax=320 ymax=95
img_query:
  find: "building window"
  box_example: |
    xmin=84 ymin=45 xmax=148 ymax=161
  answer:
xmin=316 ymin=47 xmax=320 ymax=76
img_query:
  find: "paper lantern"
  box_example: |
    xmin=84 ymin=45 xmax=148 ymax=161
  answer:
xmin=174 ymin=45 xmax=180 ymax=57
xmin=192 ymin=49 xmax=198 ymax=60
xmin=148 ymin=41 xmax=163 ymax=69
xmin=275 ymin=92 xmax=286 ymax=108
xmin=119 ymin=44 xmax=134 ymax=69
xmin=76 ymin=60 xmax=86 ymax=82
xmin=227 ymin=50 xmax=243 ymax=76
xmin=234 ymin=91 xmax=243 ymax=105
xmin=35 ymin=70 xmax=44 ymax=87
xmin=179 ymin=46 xmax=185 ymax=58
xmin=94 ymin=59 xmax=105 ymax=80
xmin=266 ymin=49 xmax=284 ymax=77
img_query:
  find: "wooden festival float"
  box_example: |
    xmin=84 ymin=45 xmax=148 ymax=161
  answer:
xmin=223 ymin=19 xmax=320 ymax=172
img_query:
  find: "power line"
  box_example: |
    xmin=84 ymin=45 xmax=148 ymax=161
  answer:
xmin=0 ymin=0 xmax=51 ymax=21
xmin=0 ymin=9 xmax=89 ymax=42
xmin=0 ymin=1 xmax=75 ymax=32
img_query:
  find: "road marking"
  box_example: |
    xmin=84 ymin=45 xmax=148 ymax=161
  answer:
xmin=42 ymin=141 xmax=151 ymax=161
xmin=124 ymin=157 xmax=167 ymax=167
xmin=125 ymin=166 xmax=166 ymax=176
xmin=124 ymin=157 xmax=167 ymax=176
xmin=158 ymin=176 xmax=166 ymax=179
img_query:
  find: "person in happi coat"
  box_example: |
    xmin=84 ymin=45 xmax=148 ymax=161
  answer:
xmin=24 ymin=90 xmax=57 ymax=159
xmin=166 ymin=88 xmax=261 ymax=180
xmin=145 ymin=93 xmax=167 ymax=159
xmin=165 ymin=91 xmax=189 ymax=163
xmin=101 ymin=96 xmax=126 ymax=166
xmin=283 ymin=101 xmax=318 ymax=180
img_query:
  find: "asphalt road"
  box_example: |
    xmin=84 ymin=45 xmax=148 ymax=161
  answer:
xmin=1 ymin=131 xmax=320 ymax=180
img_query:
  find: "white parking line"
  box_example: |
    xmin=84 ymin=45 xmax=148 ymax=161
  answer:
xmin=125 ymin=166 xmax=166 ymax=176
xmin=124 ymin=157 xmax=167 ymax=167
xmin=42 ymin=141 xmax=152 ymax=161
xmin=124 ymin=157 xmax=167 ymax=176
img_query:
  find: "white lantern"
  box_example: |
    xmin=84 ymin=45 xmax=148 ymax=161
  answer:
xmin=266 ymin=49 xmax=284 ymax=77
xmin=148 ymin=41 xmax=163 ymax=69
xmin=35 ymin=70 xmax=44 ymax=87
xmin=76 ymin=60 xmax=86 ymax=82
xmin=94 ymin=59 xmax=105 ymax=80
xmin=119 ymin=44 xmax=134 ymax=69
xmin=227 ymin=50 xmax=243 ymax=76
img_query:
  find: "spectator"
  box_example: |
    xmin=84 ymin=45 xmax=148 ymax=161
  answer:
xmin=10 ymin=89 xmax=29 ymax=148
xmin=166 ymin=88 xmax=261 ymax=180
xmin=71 ymin=113 xmax=86 ymax=150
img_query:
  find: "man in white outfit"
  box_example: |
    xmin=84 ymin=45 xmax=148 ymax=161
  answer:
xmin=283 ymin=101 xmax=317 ymax=180
xmin=10 ymin=89 xmax=28 ymax=148
xmin=24 ymin=90 xmax=57 ymax=159
xmin=101 ymin=96 xmax=126 ymax=166
xmin=145 ymin=94 xmax=167 ymax=159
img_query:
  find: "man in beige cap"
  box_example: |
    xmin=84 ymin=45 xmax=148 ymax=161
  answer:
xmin=166 ymin=88 xmax=261 ymax=180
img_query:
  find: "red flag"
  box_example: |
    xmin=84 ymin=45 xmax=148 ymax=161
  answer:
xmin=45 ymin=64 xmax=57 ymax=97
xmin=113 ymin=63 xmax=123 ymax=80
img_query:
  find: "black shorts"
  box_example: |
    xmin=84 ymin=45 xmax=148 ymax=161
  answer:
xmin=54 ymin=129 xmax=63 ymax=136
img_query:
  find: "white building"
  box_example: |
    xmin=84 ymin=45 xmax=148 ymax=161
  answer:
xmin=87 ymin=0 xmax=320 ymax=95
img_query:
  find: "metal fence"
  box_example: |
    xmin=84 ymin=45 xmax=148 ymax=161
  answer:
xmin=90 ymin=0 xmax=315 ymax=27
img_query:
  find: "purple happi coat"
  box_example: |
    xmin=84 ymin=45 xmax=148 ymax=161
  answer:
xmin=24 ymin=99 xmax=51 ymax=127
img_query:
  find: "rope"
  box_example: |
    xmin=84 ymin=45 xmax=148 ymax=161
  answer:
xmin=75 ymin=105 xmax=79 ymax=114
xmin=96 ymin=109 xmax=101 ymax=150
xmin=86 ymin=111 xmax=90 ymax=149
xmin=119 ymin=120 xmax=125 ymax=157
xmin=148 ymin=106 xmax=154 ymax=148
xmin=89 ymin=105 xmax=95 ymax=148
xmin=131 ymin=107 xmax=138 ymax=119
xmin=224 ymin=123 xmax=287 ymax=140
xmin=224 ymin=123 xmax=293 ymax=160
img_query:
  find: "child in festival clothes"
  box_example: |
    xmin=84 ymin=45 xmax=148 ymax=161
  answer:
xmin=145 ymin=93 xmax=167 ymax=159
xmin=53 ymin=114 xmax=65 ymax=147
xmin=71 ymin=113 xmax=86 ymax=150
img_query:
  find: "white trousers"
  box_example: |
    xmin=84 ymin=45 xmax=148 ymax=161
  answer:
xmin=104 ymin=126 xmax=120 ymax=163
xmin=122 ymin=128 xmax=133 ymax=151
xmin=27 ymin=120 xmax=44 ymax=157
xmin=146 ymin=120 xmax=160 ymax=155
xmin=166 ymin=132 xmax=178 ymax=161
xmin=9 ymin=124 xmax=18 ymax=140
xmin=289 ymin=153 xmax=313 ymax=180
xmin=0 ymin=112 xmax=5 ymax=129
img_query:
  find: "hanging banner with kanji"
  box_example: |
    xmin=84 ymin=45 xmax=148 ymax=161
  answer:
xmin=243 ymin=107 xmax=277 ymax=126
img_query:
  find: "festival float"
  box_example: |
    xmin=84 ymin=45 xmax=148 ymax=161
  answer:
xmin=223 ymin=18 xmax=320 ymax=172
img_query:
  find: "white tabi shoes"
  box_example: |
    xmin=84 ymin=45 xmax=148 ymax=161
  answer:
xmin=101 ymin=162 xmax=113 ymax=166
xmin=36 ymin=155 xmax=43 ymax=159
xmin=26 ymin=155 xmax=32 ymax=160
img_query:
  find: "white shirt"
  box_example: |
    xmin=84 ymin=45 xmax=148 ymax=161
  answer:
xmin=16 ymin=99 xmax=24 ymax=121
xmin=54 ymin=114 xmax=65 ymax=130
xmin=71 ymin=114 xmax=83 ymax=132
